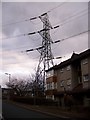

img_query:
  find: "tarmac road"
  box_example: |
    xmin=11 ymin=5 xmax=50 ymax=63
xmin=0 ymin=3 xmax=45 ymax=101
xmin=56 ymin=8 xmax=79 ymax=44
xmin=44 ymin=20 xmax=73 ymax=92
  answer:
xmin=2 ymin=101 xmax=70 ymax=120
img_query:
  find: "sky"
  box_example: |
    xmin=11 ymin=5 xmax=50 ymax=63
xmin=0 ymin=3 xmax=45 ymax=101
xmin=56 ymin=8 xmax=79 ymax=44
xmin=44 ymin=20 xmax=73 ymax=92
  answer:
xmin=0 ymin=1 xmax=89 ymax=87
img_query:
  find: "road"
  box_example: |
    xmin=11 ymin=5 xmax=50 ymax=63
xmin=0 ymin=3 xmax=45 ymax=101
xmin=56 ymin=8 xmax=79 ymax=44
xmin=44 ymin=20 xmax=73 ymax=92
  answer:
xmin=2 ymin=101 xmax=70 ymax=120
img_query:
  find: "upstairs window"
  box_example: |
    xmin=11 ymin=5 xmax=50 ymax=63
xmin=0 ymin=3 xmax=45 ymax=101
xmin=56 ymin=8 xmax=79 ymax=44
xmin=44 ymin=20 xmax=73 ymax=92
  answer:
xmin=67 ymin=65 xmax=71 ymax=71
xmin=46 ymin=84 xmax=49 ymax=90
xmin=67 ymin=79 xmax=71 ymax=86
xmin=50 ymin=83 xmax=52 ymax=89
xmin=52 ymin=82 xmax=54 ymax=89
xmin=46 ymin=70 xmax=54 ymax=78
xmin=54 ymin=82 xmax=57 ymax=89
xmin=83 ymin=74 xmax=89 ymax=82
xmin=60 ymin=80 xmax=64 ymax=87
xmin=60 ymin=68 xmax=64 ymax=73
xmin=82 ymin=58 xmax=88 ymax=65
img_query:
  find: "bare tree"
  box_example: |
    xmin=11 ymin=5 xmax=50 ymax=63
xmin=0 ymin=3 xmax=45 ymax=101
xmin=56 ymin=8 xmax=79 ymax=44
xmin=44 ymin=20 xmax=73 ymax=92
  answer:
xmin=6 ymin=78 xmax=31 ymax=96
xmin=6 ymin=73 xmax=44 ymax=97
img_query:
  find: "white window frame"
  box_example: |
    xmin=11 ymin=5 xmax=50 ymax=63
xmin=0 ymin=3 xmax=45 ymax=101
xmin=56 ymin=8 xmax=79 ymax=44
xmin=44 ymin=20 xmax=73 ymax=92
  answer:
xmin=82 ymin=58 xmax=88 ymax=65
xmin=60 ymin=68 xmax=64 ymax=73
xmin=46 ymin=84 xmax=48 ymax=90
xmin=54 ymin=82 xmax=57 ymax=89
xmin=47 ymin=84 xmax=49 ymax=90
xmin=45 ymin=84 xmax=47 ymax=90
xmin=67 ymin=79 xmax=71 ymax=86
xmin=52 ymin=82 xmax=54 ymax=89
xmin=67 ymin=65 xmax=71 ymax=71
xmin=60 ymin=80 xmax=64 ymax=87
xmin=50 ymin=83 xmax=52 ymax=89
xmin=46 ymin=70 xmax=54 ymax=78
xmin=83 ymin=74 xmax=89 ymax=82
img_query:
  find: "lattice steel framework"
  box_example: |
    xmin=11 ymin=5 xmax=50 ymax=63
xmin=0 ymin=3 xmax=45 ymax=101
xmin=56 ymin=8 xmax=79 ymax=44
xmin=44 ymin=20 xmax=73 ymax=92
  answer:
xmin=35 ymin=13 xmax=54 ymax=93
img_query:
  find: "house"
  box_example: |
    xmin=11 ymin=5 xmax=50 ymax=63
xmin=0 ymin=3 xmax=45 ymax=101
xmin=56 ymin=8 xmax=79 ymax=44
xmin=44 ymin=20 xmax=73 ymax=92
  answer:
xmin=2 ymin=88 xmax=14 ymax=99
xmin=45 ymin=69 xmax=57 ymax=100
xmin=45 ymin=49 xmax=90 ymax=107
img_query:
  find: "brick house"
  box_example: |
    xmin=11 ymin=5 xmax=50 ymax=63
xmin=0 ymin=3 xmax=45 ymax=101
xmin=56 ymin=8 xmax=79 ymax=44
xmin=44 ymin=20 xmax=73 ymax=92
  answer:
xmin=2 ymin=88 xmax=14 ymax=100
xmin=45 ymin=49 xmax=90 ymax=107
xmin=45 ymin=69 xmax=57 ymax=100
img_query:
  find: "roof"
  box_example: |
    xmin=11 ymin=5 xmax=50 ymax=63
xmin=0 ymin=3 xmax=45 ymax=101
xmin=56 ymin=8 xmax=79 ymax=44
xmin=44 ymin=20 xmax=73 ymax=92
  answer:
xmin=46 ymin=49 xmax=90 ymax=72
xmin=2 ymin=88 xmax=12 ymax=90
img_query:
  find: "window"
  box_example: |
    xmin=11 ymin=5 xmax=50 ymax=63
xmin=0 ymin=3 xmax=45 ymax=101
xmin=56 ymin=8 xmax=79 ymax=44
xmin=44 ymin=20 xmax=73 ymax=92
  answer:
xmin=47 ymin=84 xmax=49 ymax=90
xmin=54 ymin=82 xmax=57 ymax=89
xmin=52 ymin=82 xmax=54 ymax=89
xmin=60 ymin=80 xmax=64 ymax=87
xmin=60 ymin=68 xmax=64 ymax=73
xmin=67 ymin=79 xmax=71 ymax=86
xmin=45 ymin=84 xmax=47 ymax=90
xmin=83 ymin=74 xmax=89 ymax=82
xmin=67 ymin=65 xmax=71 ymax=71
xmin=47 ymin=84 xmax=50 ymax=90
xmin=47 ymin=83 xmax=52 ymax=90
xmin=50 ymin=83 xmax=52 ymax=89
xmin=48 ymin=83 xmax=50 ymax=89
xmin=46 ymin=73 xmax=50 ymax=78
xmin=82 ymin=59 xmax=88 ymax=65
xmin=46 ymin=70 xmax=54 ymax=78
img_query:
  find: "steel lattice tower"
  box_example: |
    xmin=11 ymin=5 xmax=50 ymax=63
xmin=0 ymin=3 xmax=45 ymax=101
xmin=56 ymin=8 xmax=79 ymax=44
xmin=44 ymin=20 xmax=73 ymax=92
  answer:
xmin=35 ymin=13 xmax=54 ymax=93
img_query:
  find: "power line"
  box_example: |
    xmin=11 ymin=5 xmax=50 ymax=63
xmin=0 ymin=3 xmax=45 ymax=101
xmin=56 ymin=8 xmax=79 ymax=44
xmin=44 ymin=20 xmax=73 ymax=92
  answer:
xmin=1 ymin=1 xmax=67 ymax=27
xmin=3 ymin=33 xmax=88 ymax=66
xmin=2 ymin=28 xmax=59 ymax=52
xmin=53 ymin=8 xmax=88 ymax=26
xmin=24 ymin=30 xmax=89 ymax=53
xmin=52 ymin=30 xmax=88 ymax=56
xmin=2 ymin=33 xmax=27 ymax=40
xmin=20 ymin=30 xmax=88 ymax=68
xmin=2 ymin=7 xmax=88 ymax=41
xmin=2 ymin=11 xmax=87 ymax=41
xmin=2 ymin=25 xmax=59 ymax=40
xmin=3 ymin=60 xmax=38 ymax=66
xmin=51 ymin=9 xmax=88 ymax=38
xmin=1 ymin=19 xmax=30 ymax=27
xmin=52 ymin=30 xmax=89 ymax=44
xmin=3 ymin=55 xmax=62 ymax=66
xmin=47 ymin=1 xmax=68 ymax=13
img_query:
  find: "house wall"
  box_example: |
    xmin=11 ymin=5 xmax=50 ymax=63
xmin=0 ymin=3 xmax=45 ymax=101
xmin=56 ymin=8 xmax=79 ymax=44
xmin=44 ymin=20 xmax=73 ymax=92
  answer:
xmin=81 ymin=57 xmax=90 ymax=89
xmin=71 ymin=61 xmax=81 ymax=89
xmin=45 ymin=70 xmax=57 ymax=100
xmin=57 ymin=65 xmax=72 ymax=92
xmin=46 ymin=76 xmax=57 ymax=83
xmin=88 ymin=56 xmax=90 ymax=88
xmin=45 ymin=49 xmax=90 ymax=104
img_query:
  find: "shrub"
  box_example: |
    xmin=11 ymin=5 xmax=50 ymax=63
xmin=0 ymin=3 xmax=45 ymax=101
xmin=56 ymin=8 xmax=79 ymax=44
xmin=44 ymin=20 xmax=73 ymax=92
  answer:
xmin=12 ymin=96 xmax=57 ymax=106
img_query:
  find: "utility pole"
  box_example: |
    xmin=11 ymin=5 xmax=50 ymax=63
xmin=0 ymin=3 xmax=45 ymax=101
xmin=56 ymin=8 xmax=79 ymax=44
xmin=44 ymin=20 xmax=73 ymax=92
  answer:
xmin=5 ymin=73 xmax=11 ymax=82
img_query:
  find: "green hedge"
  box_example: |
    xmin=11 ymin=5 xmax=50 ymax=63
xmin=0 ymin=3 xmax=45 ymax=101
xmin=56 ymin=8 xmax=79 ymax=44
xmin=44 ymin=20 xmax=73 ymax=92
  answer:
xmin=12 ymin=96 xmax=58 ymax=106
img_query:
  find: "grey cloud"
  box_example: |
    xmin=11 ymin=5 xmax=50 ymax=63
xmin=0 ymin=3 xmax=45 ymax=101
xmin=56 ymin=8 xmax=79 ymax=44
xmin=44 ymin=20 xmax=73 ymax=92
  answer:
xmin=1 ymin=2 xmax=89 ymax=77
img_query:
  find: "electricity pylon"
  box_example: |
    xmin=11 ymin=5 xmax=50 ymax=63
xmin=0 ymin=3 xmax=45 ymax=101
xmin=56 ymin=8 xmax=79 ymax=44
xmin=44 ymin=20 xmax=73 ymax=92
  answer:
xmin=35 ymin=13 xmax=54 ymax=94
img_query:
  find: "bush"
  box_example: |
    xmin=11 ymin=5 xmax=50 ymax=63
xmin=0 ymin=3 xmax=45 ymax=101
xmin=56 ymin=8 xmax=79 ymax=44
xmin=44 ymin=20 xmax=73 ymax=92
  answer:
xmin=12 ymin=96 xmax=57 ymax=106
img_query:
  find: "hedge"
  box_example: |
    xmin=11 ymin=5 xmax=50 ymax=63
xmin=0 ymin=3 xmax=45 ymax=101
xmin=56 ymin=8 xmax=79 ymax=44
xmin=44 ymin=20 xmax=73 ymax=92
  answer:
xmin=12 ymin=96 xmax=58 ymax=106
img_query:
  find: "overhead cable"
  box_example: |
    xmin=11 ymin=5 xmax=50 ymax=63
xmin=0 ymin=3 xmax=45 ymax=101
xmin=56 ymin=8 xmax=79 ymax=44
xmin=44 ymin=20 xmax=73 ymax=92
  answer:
xmin=24 ymin=30 xmax=89 ymax=53
xmin=1 ymin=9 xmax=88 ymax=40
xmin=2 ymin=25 xmax=59 ymax=40
xmin=2 ymin=1 xmax=67 ymax=27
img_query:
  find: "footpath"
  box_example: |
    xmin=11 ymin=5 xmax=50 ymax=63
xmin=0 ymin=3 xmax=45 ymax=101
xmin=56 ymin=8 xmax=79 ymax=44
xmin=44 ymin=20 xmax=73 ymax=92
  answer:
xmin=6 ymin=100 xmax=90 ymax=120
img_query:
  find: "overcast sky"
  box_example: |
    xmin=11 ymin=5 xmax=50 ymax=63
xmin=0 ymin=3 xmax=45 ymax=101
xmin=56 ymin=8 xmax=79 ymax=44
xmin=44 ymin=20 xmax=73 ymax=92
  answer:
xmin=0 ymin=1 xmax=89 ymax=87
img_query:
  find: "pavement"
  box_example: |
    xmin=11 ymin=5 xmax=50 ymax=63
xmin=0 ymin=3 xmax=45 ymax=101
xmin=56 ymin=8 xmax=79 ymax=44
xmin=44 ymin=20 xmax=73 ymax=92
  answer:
xmin=4 ymin=100 xmax=90 ymax=120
